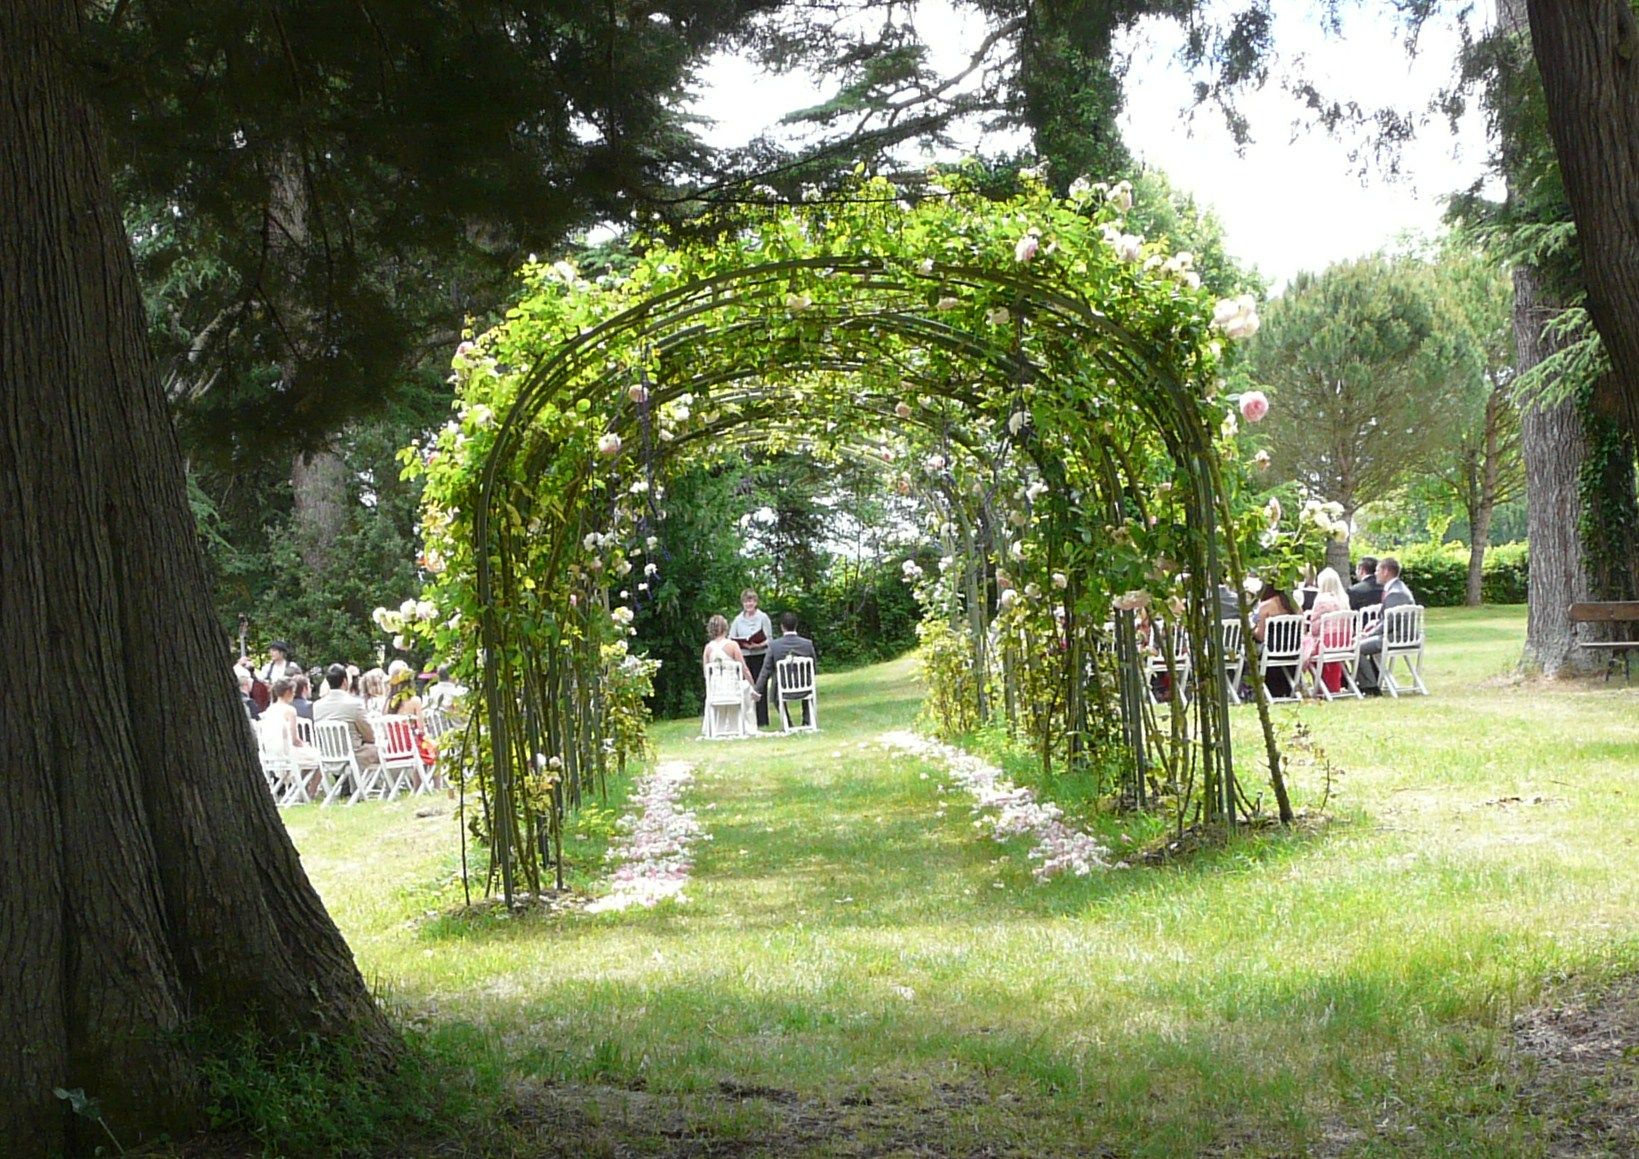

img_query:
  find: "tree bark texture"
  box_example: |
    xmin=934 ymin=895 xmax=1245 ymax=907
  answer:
xmin=1525 ymin=0 xmax=1639 ymax=439
xmin=0 ymin=4 xmax=395 ymax=1152
xmin=291 ymin=446 xmax=353 ymax=573
xmin=1516 ymin=266 xmax=1602 ymax=675
xmin=1464 ymin=389 xmax=1509 ymax=607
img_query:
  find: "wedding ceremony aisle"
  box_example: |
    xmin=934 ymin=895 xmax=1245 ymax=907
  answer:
xmin=282 ymin=605 xmax=1639 ymax=1156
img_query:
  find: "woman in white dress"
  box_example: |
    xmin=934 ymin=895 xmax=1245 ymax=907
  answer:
xmin=701 ymin=614 xmax=758 ymax=737
xmin=259 ymin=676 xmax=324 ymax=797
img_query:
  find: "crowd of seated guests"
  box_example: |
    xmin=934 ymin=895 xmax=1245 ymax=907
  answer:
xmin=234 ymin=643 xmax=465 ymax=785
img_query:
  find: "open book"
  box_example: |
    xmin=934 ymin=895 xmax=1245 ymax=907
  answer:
xmin=732 ymin=629 xmax=768 ymax=649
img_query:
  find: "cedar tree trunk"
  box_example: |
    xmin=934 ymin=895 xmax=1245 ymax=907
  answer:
xmin=1525 ymin=0 xmax=1639 ymax=439
xmin=0 ymin=3 xmax=396 ymax=1152
xmin=1516 ymin=266 xmax=1602 ymax=675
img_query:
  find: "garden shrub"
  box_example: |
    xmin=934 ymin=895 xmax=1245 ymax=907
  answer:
xmin=1390 ymin=541 xmax=1528 ymax=606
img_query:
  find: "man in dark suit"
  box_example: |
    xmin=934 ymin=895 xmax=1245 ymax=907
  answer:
xmin=753 ymin=611 xmax=818 ymax=728
xmin=1357 ymin=557 xmax=1414 ymax=692
xmin=1347 ymin=557 xmax=1384 ymax=611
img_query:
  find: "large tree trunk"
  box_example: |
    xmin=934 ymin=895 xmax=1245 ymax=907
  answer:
xmin=292 ymin=446 xmax=353 ymax=573
xmin=1464 ymin=389 xmax=1507 ymax=606
xmin=1516 ymin=267 xmax=1602 ymax=675
xmin=0 ymin=4 xmax=396 ymax=1152
xmin=1525 ymin=0 xmax=1639 ymax=440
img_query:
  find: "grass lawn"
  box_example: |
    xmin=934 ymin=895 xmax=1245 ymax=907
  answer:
xmin=280 ymin=605 xmax=1639 ymax=1156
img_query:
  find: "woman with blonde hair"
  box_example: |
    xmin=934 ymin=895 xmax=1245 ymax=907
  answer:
xmin=702 ymin=613 xmax=758 ymax=736
xmin=1299 ymin=567 xmax=1352 ymax=693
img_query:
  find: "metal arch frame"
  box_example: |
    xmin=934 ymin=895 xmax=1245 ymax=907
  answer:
xmin=468 ymin=252 xmax=1259 ymax=904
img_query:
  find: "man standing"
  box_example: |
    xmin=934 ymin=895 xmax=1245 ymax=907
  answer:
xmin=257 ymin=640 xmax=294 ymax=685
xmin=754 ymin=612 xmax=818 ymax=729
xmin=730 ymin=589 xmax=774 ymax=727
xmin=1357 ymin=557 xmax=1414 ymax=693
xmin=313 ymin=663 xmax=380 ymax=772
xmin=1347 ymin=557 xmax=1383 ymax=611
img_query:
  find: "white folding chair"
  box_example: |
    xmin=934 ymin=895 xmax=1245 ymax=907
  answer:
xmin=375 ymin=714 xmax=428 ymax=799
xmin=256 ymin=717 xmax=313 ymax=806
xmin=422 ymin=705 xmax=451 ymax=741
xmin=1311 ymin=609 xmax=1364 ymax=700
xmin=1258 ymin=614 xmax=1305 ymax=703
xmin=1220 ymin=618 xmax=1246 ymax=705
xmin=296 ymin=716 xmax=315 ymax=746
xmin=1380 ymin=605 xmax=1429 ymax=697
xmin=314 ymin=719 xmax=374 ymax=805
xmin=1144 ymin=621 xmax=1191 ymax=706
xmin=1359 ymin=604 xmax=1382 ymax=634
xmin=703 ymin=657 xmax=750 ymax=738
xmin=774 ymin=655 xmax=818 ymax=732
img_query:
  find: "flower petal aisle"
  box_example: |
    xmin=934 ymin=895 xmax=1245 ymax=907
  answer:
xmin=586 ymin=760 xmax=707 ymax=913
xmin=880 ymin=732 xmax=1111 ymax=880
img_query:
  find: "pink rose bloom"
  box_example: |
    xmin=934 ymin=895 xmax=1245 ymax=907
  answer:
xmin=1239 ymin=391 xmax=1270 ymax=423
xmin=1014 ymin=234 xmax=1040 ymax=263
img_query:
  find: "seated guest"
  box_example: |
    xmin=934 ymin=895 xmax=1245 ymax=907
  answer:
xmin=290 ymin=671 xmax=314 ymax=720
xmin=235 ymin=666 xmax=260 ymax=719
xmin=385 ymin=660 xmax=437 ymax=772
xmin=1358 ymin=557 xmax=1416 ymax=693
xmin=1253 ymin=585 xmax=1300 ymax=698
xmin=359 ymin=667 xmax=388 ymax=715
xmin=1295 ymin=565 xmax=1319 ymax=613
xmin=1347 ymin=557 xmax=1383 ymax=610
xmin=259 ymin=677 xmax=323 ymax=788
xmin=1299 ymin=568 xmax=1352 ymax=693
xmin=313 ymin=663 xmax=380 ymax=772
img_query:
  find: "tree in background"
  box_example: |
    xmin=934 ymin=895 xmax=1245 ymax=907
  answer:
xmin=1422 ymin=239 xmax=1524 ymax=605
xmin=1248 ymin=255 xmax=1475 ymax=575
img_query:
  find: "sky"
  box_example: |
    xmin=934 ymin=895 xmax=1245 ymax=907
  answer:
xmin=690 ymin=1 xmax=1495 ymax=290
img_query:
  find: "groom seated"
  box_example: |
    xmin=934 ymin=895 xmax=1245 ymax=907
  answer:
xmin=753 ymin=612 xmax=817 ymax=728
xmin=1357 ymin=557 xmax=1414 ymax=694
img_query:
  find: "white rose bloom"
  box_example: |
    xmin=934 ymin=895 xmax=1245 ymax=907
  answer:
xmin=999 ymin=588 xmax=1019 ymax=608
xmin=399 ymin=598 xmax=417 ymax=618
xmin=597 ymin=432 xmax=622 ymax=456
xmin=1052 ymin=572 xmax=1068 ymax=590
xmin=628 ymin=384 xmax=649 ymax=403
xmin=392 ymin=634 xmax=408 ymax=650
xmin=1024 ymin=582 xmax=1042 ymax=599
xmin=583 ymin=532 xmax=602 ymax=551
xmin=918 ymin=258 xmax=936 ymax=274
xmin=1114 ymin=234 xmax=1143 ymax=263
xmin=416 ymin=600 xmax=437 ymax=621
xmin=1009 ymin=540 xmax=1026 ymax=561
xmin=371 ymin=606 xmax=390 ymax=629
xmin=1008 ymin=411 xmax=1031 ymax=436
xmin=1025 ymin=480 xmax=1048 ymax=501
xmin=1243 ymin=576 xmax=1264 ymax=595
xmin=630 ymin=479 xmax=649 ymax=495
xmin=644 ymin=562 xmax=658 ymax=576
xmin=611 ymin=607 xmax=634 ymax=626
xmin=936 ymin=296 xmax=961 ymax=311
xmin=1107 ymin=180 xmax=1134 ymax=211
xmin=985 ymin=306 xmax=1010 ymax=326
xmin=926 ymin=454 xmax=947 ymax=472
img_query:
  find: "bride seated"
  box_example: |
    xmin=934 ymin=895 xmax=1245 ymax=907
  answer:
xmin=701 ymin=614 xmax=758 ymax=738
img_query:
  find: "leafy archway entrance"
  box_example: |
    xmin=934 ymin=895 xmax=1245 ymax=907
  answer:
xmin=405 ymin=170 xmax=1298 ymax=904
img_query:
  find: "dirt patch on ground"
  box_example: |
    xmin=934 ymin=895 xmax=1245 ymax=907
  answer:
xmin=1512 ymin=976 xmax=1639 ymax=1157
xmin=500 ymin=1075 xmax=1108 ymax=1158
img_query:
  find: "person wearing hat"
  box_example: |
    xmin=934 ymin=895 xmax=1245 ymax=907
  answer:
xmin=257 ymin=640 xmax=294 ymax=685
xmin=385 ymin=660 xmax=438 ymax=776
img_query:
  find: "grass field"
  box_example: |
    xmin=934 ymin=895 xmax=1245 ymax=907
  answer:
xmin=280 ymin=605 xmax=1639 ymax=1156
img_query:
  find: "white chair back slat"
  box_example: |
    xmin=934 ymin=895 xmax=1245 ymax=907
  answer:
xmin=1257 ymin=614 xmax=1305 ymax=703
xmin=1219 ymin=618 xmax=1245 ymax=705
xmin=314 ymin=719 xmax=372 ymax=805
xmin=1313 ymin=609 xmax=1363 ymax=700
xmin=1381 ymin=604 xmax=1429 ymax=697
xmin=774 ymin=655 xmax=818 ymax=733
xmin=376 ymin=714 xmax=428 ymax=799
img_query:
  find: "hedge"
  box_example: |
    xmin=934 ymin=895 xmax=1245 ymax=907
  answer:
xmin=1386 ymin=541 xmax=1528 ymax=607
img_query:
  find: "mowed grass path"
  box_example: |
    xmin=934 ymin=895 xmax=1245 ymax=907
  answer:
xmin=284 ymin=607 xmax=1639 ymax=1156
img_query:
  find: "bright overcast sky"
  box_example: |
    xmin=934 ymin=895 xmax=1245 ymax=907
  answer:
xmin=690 ymin=1 xmax=1495 ymax=289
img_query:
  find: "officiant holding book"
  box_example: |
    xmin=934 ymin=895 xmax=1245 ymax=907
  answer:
xmin=730 ymin=588 xmax=774 ymax=727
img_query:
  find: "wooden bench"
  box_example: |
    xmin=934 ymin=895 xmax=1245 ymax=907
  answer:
xmin=1568 ymin=602 xmax=1639 ymax=682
